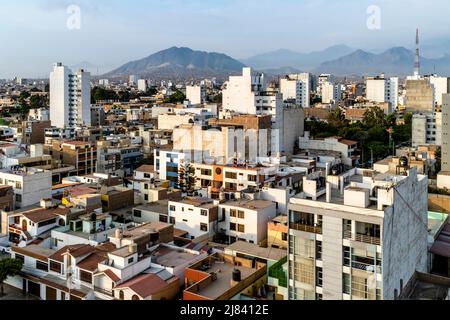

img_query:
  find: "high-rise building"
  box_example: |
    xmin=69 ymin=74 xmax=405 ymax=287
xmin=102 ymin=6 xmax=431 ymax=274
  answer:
xmin=427 ymin=75 xmax=449 ymax=108
xmin=321 ymin=82 xmax=341 ymax=104
xmin=411 ymin=112 xmax=442 ymax=147
xmin=405 ymin=79 xmax=435 ymax=114
xmin=288 ymin=168 xmax=428 ymax=300
xmin=50 ymin=63 xmax=91 ymax=130
xmin=280 ymin=73 xmax=311 ymax=108
xmin=138 ymin=79 xmax=148 ymax=92
xmin=186 ymin=85 xmax=206 ymax=105
xmin=366 ymin=75 xmax=399 ymax=109
xmin=442 ymin=94 xmax=450 ymax=171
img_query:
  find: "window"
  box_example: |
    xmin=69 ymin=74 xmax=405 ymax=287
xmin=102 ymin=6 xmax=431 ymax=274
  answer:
xmin=200 ymin=223 xmax=208 ymax=232
xmin=144 ymin=184 xmax=149 ymax=190
xmin=230 ymin=223 xmax=237 ymax=231
xmin=132 ymin=295 xmax=140 ymax=301
xmin=15 ymin=254 xmax=24 ymax=263
xmin=133 ymin=210 xmax=142 ymax=218
xmin=201 ymin=210 xmax=208 ymax=217
xmin=170 ymin=217 xmax=175 ymax=224
xmin=316 ymin=267 xmax=323 ymax=287
xmin=119 ymin=290 xmax=125 ymax=300
xmin=238 ymin=224 xmax=245 ymax=233
xmin=170 ymin=205 xmax=176 ymax=211
xmin=15 ymin=194 xmax=22 ymax=202
xmin=238 ymin=211 xmax=245 ymax=219
xmin=38 ymin=218 xmax=56 ymax=228
xmin=343 ymin=273 xmax=351 ymax=294
xmin=343 ymin=246 xmax=351 ymax=266
xmin=50 ymin=261 xmax=62 ymax=274
xmin=159 ymin=215 xmax=168 ymax=223
xmin=80 ymin=270 xmax=92 ymax=284
xmin=201 ymin=169 xmax=212 ymax=176
xmin=36 ymin=261 xmax=48 ymax=271
xmin=316 ymin=241 xmax=322 ymax=260
xmin=230 ymin=209 xmax=237 ymax=217
xmin=15 ymin=182 xmax=22 ymax=190
xmin=128 ymin=257 xmax=134 ymax=264
xmin=248 ymin=175 xmax=257 ymax=182
xmin=282 ymin=233 xmax=288 ymax=241
xmin=225 ymin=172 xmax=237 ymax=179
xmin=144 ymin=194 xmax=149 ymax=201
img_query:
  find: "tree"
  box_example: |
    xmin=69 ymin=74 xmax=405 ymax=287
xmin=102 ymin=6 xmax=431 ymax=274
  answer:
xmin=163 ymin=90 xmax=186 ymax=104
xmin=0 ymin=258 xmax=23 ymax=297
xmin=362 ymin=106 xmax=387 ymax=128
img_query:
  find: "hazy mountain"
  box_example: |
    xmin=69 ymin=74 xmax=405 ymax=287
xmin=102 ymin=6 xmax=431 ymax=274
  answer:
xmin=104 ymin=47 xmax=246 ymax=80
xmin=242 ymin=45 xmax=355 ymax=70
xmin=314 ymin=47 xmax=450 ymax=76
xmin=259 ymin=66 xmax=303 ymax=75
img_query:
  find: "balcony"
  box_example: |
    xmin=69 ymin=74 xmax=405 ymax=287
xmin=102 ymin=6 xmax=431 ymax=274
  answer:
xmin=290 ymin=222 xmax=322 ymax=234
xmin=344 ymin=231 xmax=381 ymax=245
xmin=94 ymin=286 xmax=114 ymax=297
xmin=352 ymin=261 xmax=382 ymax=274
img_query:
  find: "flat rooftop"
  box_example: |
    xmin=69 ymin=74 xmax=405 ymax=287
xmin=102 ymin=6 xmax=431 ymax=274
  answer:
xmin=221 ymin=200 xmax=274 ymax=211
xmin=134 ymin=200 xmax=169 ymax=214
xmin=188 ymin=257 xmax=257 ymax=300
xmin=225 ymin=241 xmax=286 ymax=262
xmin=152 ymin=245 xmax=200 ymax=268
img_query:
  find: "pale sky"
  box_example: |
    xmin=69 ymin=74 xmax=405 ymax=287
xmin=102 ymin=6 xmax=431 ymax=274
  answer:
xmin=1 ymin=0 xmax=449 ymax=78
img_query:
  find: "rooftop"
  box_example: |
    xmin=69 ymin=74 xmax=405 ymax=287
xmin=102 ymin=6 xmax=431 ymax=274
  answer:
xmin=225 ymin=241 xmax=287 ymax=262
xmin=152 ymin=245 xmax=201 ymax=268
xmin=221 ymin=199 xmax=274 ymax=211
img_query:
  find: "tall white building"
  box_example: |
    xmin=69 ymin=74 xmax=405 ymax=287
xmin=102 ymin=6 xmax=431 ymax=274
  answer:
xmin=280 ymin=73 xmax=311 ymax=108
xmin=137 ymin=79 xmax=148 ymax=92
xmin=186 ymin=85 xmax=206 ymax=105
xmin=288 ymin=168 xmax=428 ymax=300
xmin=442 ymin=94 xmax=450 ymax=171
xmin=321 ymin=82 xmax=341 ymax=104
xmin=366 ymin=75 xmax=399 ymax=109
xmin=50 ymin=63 xmax=91 ymax=130
xmin=427 ymin=75 xmax=449 ymax=107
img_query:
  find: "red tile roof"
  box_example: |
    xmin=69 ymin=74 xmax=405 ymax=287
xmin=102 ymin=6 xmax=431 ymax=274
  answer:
xmin=115 ymin=273 xmax=177 ymax=298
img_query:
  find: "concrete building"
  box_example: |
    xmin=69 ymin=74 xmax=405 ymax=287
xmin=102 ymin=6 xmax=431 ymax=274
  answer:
xmin=218 ymin=199 xmax=277 ymax=245
xmin=50 ymin=63 xmax=91 ymax=129
xmin=442 ymin=94 xmax=450 ymax=172
xmin=412 ymin=112 xmax=442 ymax=147
xmin=298 ymin=133 xmax=358 ymax=167
xmin=137 ymin=79 xmax=148 ymax=92
xmin=288 ymin=167 xmax=428 ymax=300
xmin=186 ymin=85 xmax=206 ymax=105
xmin=427 ymin=75 xmax=449 ymax=108
xmin=366 ymin=75 xmax=399 ymax=109
xmin=0 ymin=167 xmax=52 ymax=209
xmin=321 ymin=82 xmax=341 ymax=104
xmin=279 ymin=73 xmax=310 ymax=108
xmin=405 ymin=79 xmax=435 ymax=113
xmin=22 ymin=120 xmax=51 ymax=145
xmin=168 ymin=197 xmax=218 ymax=241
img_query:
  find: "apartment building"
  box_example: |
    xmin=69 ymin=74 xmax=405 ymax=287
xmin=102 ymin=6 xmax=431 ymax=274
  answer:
xmin=57 ymin=141 xmax=97 ymax=176
xmin=287 ymin=167 xmax=428 ymax=300
xmin=412 ymin=112 xmax=442 ymax=147
xmin=50 ymin=63 xmax=91 ymax=129
xmin=21 ymin=120 xmax=51 ymax=145
xmin=366 ymin=75 xmax=399 ymax=109
xmin=186 ymin=85 xmax=206 ymax=105
xmin=321 ymin=82 xmax=341 ymax=104
xmin=280 ymin=73 xmax=311 ymax=108
xmin=218 ymin=200 xmax=276 ymax=245
xmin=168 ymin=197 xmax=218 ymax=241
xmin=0 ymin=167 xmax=52 ymax=209
xmin=405 ymin=78 xmax=435 ymax=113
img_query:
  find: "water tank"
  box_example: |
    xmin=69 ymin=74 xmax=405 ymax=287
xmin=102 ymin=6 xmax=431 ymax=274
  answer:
xmin=232 ymin=269 xmax=242 ymax=282
xmin=399 ymin=156 xmax=408 ymax=167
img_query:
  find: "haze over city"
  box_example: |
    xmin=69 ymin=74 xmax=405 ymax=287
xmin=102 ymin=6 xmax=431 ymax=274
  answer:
xmin=2 ymin=0 xmax=450 ymax=78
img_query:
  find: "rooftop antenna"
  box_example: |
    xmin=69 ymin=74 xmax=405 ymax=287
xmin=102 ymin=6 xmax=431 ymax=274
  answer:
xmin=414 ymin=28 xmax=420 ymax=77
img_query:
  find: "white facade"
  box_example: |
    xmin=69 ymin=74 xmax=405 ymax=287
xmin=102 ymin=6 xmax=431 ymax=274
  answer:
xmin=137 ymin=79 xmax=148 ymax=92
xmin=428 ymin=76 xmax=448 ymax=107
xmin=280 ymin=73 xmax=310 ymax=108
xmin=442 ymin=94 xmax=450 ymax=171
xmin=218 ymin=200 xmax=277 ymax=245
xmin=366 ymin=77 xmax=399 ymax=109
xmin=288 ymin=168 xmax=428 ymax=300
xmin=412 ymin=112 xmax=442 ymax=147
xmin=186 ymin=85 xmax=206 ymax=105
xmin=321 ymin=82 xmax=341 ymax=104
xmin=50 ymin=63 xmax=91 ymax=129
xmin=0 ymin=168 xmax=52 ymax=209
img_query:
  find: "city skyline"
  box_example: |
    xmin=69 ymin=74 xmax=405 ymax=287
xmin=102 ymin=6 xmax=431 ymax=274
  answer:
xmin=2 ymin=0 xmax=450 ymax=78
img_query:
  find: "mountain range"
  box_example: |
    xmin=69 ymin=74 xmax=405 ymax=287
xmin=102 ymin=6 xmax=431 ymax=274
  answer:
xmin=102 ymin=45 xmax=450 ymax=80
xmin=104 ymin=47 xmax=246 ymax=80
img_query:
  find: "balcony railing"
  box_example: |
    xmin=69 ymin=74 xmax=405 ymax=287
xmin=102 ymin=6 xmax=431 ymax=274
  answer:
xmin=352 ymin=261 xmax=382 ymax=274
xmin=344 ymin=231 xmax=380 ymax=245
xmin=290 ymin=223 xmax=322 ymax=234
xmin=94 ymin=286 xmax=114 ymax=297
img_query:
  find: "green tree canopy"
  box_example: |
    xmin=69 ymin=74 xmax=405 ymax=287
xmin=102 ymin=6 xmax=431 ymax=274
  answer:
xmin=0 ymin=258 xmax=23 ymax=297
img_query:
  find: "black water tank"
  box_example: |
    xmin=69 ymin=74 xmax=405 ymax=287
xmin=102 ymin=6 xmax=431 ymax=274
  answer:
xmin=232 ymin=269 xmax=241 ymax=282
xmin=400 ymin=156 xmax=408 ymax=167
